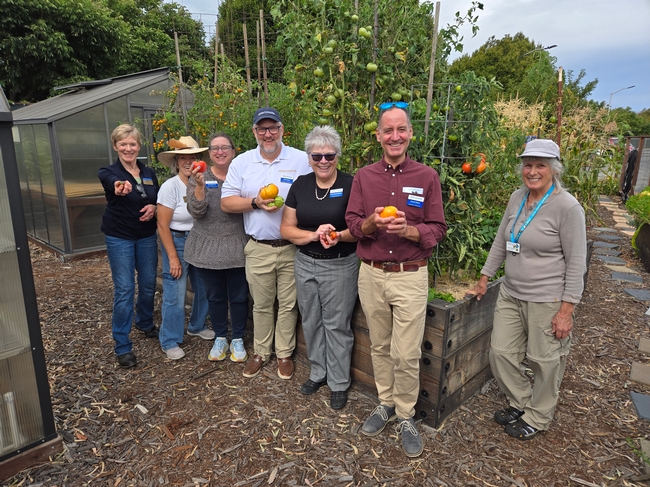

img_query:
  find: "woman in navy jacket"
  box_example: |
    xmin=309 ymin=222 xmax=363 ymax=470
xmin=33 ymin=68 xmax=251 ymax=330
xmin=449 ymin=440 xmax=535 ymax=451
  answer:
xmin=98 ymin=124 xmax=160 ymax=368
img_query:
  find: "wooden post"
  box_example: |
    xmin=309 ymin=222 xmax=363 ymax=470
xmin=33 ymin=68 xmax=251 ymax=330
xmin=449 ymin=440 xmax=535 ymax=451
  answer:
xmin=557 ymin=67 xmax=563 ymax=147
xmin=259 ymin=9 xmax=269 ymax=106
xmin=243 ymin=23 xmax=252 ymax=94
xmin=256 ymin=20 xmax=262 ymax=94
xmin=425 ymin=2 xmax=441 ymax=136
xmin=368 ymin=0 xmax=379 ymax=111
xmin=214 ymin=22 xmax=219 ymax=86
xmin=174 ymin=31 xmax=188 ymax=132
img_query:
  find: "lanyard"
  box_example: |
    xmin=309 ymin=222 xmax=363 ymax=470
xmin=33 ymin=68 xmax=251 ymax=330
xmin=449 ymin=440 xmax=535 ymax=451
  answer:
xmin=510 ymin=184 xmax=554 ymax=243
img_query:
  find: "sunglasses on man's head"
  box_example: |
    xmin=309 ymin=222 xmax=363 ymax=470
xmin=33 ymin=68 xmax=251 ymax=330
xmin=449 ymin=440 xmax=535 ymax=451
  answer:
xmin=310 ymin=153 xmax=337 ymax=162
xmin=379 ymin=101 xmax=409 ymax=111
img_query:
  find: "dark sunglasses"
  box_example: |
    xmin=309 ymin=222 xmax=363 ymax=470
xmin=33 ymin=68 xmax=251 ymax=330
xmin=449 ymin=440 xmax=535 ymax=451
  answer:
xmin=379 ymin=101 xmax=409 ymax=111
xmin=310 ymin=153 xmax=337 ymax=162
xmin=135 ymin=183 xmax=147 ymax=199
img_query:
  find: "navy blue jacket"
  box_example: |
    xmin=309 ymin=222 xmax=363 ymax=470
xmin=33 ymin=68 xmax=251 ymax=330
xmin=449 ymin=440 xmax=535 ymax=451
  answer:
xmin=98 ymin=159 xmax=159 ymax=240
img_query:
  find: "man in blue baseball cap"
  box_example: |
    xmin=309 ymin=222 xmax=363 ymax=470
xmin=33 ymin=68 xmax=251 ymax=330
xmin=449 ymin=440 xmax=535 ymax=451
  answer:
xmin=221 ymin=107 xmax=312 ymax=380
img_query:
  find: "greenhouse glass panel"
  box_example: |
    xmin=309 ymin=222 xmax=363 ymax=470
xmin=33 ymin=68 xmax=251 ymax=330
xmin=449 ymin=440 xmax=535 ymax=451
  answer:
xmin=12 ymin=126 xmax=33 ymax=236
xmin=56 ymin=107 xmax=108 ymax=251
xmin=19 ymin=126 xmax=48 ymax=243
xmin=129 ymin=106 xmax=149 ymax=161
xmin=128 ymin=81 xmax=169 ymax=105
xmin=34 ymin=125 xmax=63 ymax=249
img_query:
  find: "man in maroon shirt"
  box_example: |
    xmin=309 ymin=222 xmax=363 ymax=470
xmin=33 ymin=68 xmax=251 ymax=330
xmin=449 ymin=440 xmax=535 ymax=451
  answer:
xmin=345 ymin=103 xmax=447 ymax=457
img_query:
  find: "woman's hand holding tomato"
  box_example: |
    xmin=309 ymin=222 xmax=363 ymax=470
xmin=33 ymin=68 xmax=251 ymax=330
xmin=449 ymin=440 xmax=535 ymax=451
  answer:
xmin=191 ymin=164 xmax=206 ymax=186
xmin=114 ymin=180 xmax=132 ymax=196
xmin=319 ymin=227 xmax=340 ymax=249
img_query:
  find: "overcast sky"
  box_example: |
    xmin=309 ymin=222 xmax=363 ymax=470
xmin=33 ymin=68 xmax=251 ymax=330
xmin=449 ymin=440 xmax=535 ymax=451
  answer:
xmin=177 ymin=0 xmax=650 ymax=112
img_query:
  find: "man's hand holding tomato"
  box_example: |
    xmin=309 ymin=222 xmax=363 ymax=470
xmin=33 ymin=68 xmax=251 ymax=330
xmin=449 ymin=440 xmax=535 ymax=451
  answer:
xmin=256 ymin=184 xmax=282 ymax=213
xmin=361 ymin=206 xmax=419 ymax=243
xmin=114 ymin=180 xmax=132 ymax=196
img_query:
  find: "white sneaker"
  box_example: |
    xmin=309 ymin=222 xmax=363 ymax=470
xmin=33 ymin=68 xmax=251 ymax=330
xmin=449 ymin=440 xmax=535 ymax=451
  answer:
xmin=165 ymin=347 xmax=185 ymax=360
xmin=188 ymin=328 xmax=216 ymax=340
xmin=230 ymin=338 xmax=248 ymax=362
xmin=208 ymin=337 xmax=229 ymax=361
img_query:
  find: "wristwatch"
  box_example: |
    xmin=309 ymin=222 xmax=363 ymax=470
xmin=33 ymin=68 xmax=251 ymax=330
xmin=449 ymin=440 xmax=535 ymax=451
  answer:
xmin=251 ymin=198 xmax=259 ymax=210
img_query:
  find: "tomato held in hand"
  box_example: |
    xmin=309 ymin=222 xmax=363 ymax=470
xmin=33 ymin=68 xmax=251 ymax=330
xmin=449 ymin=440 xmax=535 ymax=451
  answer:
xmin=329 ymin=231 xmax=339 ymax=240
xmin=191 ymin=160 xmax=207 ymax=173
xmin=259 ymin=183 xmax=279 ymax=200
xmin=379 ymin=206 xmax=398 ymax=218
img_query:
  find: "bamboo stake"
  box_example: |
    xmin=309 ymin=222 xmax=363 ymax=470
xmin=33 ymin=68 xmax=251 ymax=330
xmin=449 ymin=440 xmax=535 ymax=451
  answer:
xmin=424 ymin=2 xmax=441 ymax=136
xmin=174 ymin=31 xmax=188 ymax=132
xmin=368 ymin=0 xmax=379 ymax=110
xmin=557 ymin=67 xmax=563 ymax=147
xmin=243 ymin=23 xmax=252 ymax=94
xmin=256 ymin=20 xmax=262 ymax=94
xmin=214 ymin=22 xmax=219 ymax=86
xmin=259 ymin=9 xmax=269 ymax=106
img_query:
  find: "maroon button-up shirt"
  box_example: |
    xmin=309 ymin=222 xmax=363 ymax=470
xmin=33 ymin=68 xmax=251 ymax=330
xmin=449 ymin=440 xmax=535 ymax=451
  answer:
xmin=345 ymin=155 xmax=447 ymax=263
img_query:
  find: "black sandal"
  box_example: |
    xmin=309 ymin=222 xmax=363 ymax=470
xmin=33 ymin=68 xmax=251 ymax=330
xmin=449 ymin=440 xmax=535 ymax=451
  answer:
xmin=494 ymin=406 xmax=524 ymax=425
xmin=504 ymin=418 xmax=540 ymax=440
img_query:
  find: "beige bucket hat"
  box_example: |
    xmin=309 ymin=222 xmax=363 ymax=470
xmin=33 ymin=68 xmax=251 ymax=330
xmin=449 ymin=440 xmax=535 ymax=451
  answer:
xmin=157 ymin=136 xmax=209 ymax=168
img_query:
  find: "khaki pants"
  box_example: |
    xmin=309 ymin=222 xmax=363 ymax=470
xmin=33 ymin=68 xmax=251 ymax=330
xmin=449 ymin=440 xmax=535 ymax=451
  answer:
xmin=489 ymin=286 xmax=571 ymax=430
xmin=244 ymin=239 xmax=298 ymax=360
xmin=357 ymin=262 xmax=428 ymax=419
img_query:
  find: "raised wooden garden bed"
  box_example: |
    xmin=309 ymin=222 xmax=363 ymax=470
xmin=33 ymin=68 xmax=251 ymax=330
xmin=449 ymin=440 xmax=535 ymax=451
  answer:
xmin=296 ymin=279 xmax=502 ymax=428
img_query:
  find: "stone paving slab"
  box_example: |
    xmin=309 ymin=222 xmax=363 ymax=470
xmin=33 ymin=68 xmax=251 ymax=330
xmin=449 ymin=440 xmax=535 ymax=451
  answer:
xmin=621 ymin=230 xmax=635 ymax=237
xmin=591 ymin=227 xmax=617 ymax=233
xmin=596 ymin=255 xmax=627 ymax=265
xmin=593 ymin=248 xmax=622 ymax=256
xmin=593 ymin=241 xmax=619 ymax=249
xmin=596 ymin=234 xmax=626 ymax=241
xmin=604 ymin=264 xmax=640 ymax=274
xmin=625 ymin=289 xmax=650 ymax=301
xmin=631 ymin=392 xmax=650 ymax=422
xmin=612 ymin=272 xmax=644 ymax=283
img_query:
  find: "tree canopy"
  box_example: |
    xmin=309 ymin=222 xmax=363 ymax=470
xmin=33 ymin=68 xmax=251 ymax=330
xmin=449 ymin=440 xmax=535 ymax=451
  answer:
xmin=0 ymin=0 xmax=210 ymax=102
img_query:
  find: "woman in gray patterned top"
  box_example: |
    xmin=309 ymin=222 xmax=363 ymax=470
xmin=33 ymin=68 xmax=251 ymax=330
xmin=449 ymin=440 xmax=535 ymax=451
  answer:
xmin=185 ymin=133 xmax=250 ymax=363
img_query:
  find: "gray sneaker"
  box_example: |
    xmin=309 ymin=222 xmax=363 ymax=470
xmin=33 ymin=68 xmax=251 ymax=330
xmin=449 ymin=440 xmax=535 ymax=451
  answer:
xmin=396 ymin=417 xmax=423 ymax=457
xmin=361 ymin=405 xmax=396 ymax=437
xmin=188 ymin=328 xmax=216 ymax=340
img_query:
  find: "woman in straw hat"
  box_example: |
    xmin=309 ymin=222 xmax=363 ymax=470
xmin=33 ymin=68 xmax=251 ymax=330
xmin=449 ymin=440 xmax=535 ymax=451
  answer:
xmin=98 ymin=123 xmax=160 ymax=368
xmin=156 ymin=136 xmax=213 ymax=360
xmin=185 ymin=133 xmax=250 ymax=364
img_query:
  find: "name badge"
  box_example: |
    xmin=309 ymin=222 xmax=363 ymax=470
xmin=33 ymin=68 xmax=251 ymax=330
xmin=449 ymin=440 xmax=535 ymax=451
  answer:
xmin=406 ymin=194 xmax=424 ymax=208
xmin=142 ymin=178 xmax=154 ymax=186
xmin=280 ymin=176 xmax=294 ymax=184
xmin=183 ymin=195 xmax=187 ymax=203
xmin=403 ymin=186 xmax=423 ymax=195
xmin=330 ymin=188 xmax=343 ymax=198
xmin=205 ymin=180 xmax=219 ymax=189
xmin=506 ymin=241 xmax=521 ymax=253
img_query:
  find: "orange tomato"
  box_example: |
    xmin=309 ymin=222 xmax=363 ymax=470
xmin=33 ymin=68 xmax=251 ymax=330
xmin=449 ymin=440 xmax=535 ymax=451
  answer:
xmin=259 ymin=183 xmax=279 ymax=200
xmin=461 ymin=162 xmax=472 ymax=174
xmin=475 ymin=160 xmax=487 ymax=174
xmin=379 ymin=206 xmax=398 ymax=218
xmin=329 ymin=231 xmax=339 ymax=240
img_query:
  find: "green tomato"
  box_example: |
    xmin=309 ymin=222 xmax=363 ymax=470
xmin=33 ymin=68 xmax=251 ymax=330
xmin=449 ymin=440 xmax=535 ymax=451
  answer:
xmin=448 ymin=134 xmax=458 ymax=142
xmin=267 ymin=196 xmax=284 ymax=208
xmin=432 ymin=103 xmax=440 ymax=111
xmin=550 ymin=116 xmax=557 ymax=123
xmin=364 ymin=121 xmax=377 ymax=133
xmin=327 ymin=39 xmax=338 ymax=48
xmin=366 ymin=62 xmax=378 ymax=73
xmin=351 ymin=14 xmax=359 ymax=22
xmin=322 ymin=109 xmax=333 ymax=117
xmin=314 ymin=68 xmax=325 ymax=78
xmin=326 ymin=95 xmax=337 ymax=104
xmin=391 ymin=92 xmax=402 ymax=102
xmin=455 ymin=85 xmax=462 ymax=92
xmin=318 ymin=117 xmax=330 ymax=125
xmin=323 ymin=46 xmax=334 ymax=55
xmin=335 ymin=88 xmax=344 ymax=98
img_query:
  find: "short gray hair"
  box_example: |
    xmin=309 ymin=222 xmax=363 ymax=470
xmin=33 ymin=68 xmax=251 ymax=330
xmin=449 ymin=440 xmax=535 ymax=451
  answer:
xmin=518 ymin=157 xmax=565 ymax=192
xmin=305 ymin=125 xmax=342 ymax=155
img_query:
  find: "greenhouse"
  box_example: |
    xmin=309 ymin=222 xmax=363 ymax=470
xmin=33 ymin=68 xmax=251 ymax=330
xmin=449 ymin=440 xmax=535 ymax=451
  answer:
xmin=11 ymin=68 xmax=178 ymax=258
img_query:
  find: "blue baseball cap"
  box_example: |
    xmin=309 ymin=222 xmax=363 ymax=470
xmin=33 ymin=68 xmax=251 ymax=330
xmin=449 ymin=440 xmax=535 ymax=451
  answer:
xmin=253 ymin=107 xmax=282 ymax=125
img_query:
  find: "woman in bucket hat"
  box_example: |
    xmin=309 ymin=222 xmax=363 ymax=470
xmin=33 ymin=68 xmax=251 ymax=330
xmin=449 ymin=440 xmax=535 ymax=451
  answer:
xmin=467 ymin=139 xmax=587 ymax=440
xmin=156 ymin=136 xmax=213 ymax=360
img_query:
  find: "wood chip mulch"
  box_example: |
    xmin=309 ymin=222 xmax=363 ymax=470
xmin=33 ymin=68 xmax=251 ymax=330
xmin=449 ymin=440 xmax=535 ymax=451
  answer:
xmin=5 ymin=196 xmax=650 ymax=486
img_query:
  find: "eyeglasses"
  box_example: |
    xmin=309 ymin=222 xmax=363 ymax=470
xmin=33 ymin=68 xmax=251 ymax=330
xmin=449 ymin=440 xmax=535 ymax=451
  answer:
xmin=135 ymin=183 xmax=147 ymax=199
xmin=253 ymin=126 xmax=281 ymax=135
xmin=310 ymin=153 xmax=337 ymax=162
xmin=379 ymin=101 xmax=409 ymax=111
xmin=209 ymin=145 xmax=233 ymax=152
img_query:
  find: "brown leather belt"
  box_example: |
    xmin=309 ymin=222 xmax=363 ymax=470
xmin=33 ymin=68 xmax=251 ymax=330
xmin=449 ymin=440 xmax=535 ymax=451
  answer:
xmin=361 ymin=259 xmax=428 ymax=272
xmin=250 ymin=237 xmax=293 ymax=247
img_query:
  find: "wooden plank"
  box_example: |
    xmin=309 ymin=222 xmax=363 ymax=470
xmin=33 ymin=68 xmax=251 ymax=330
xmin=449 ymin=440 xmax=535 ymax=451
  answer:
xmin=0 ymin=436 xmax=63 ymax=482
xmin=350 ymin=366 xmax=377 ymax=393
xmin=630 ymin=362 xmax=650 ymax=386
xmin=639 ymin=337 xmax=650 ymax=355
xmin=442 ymin=328 xmax=492 ymax=397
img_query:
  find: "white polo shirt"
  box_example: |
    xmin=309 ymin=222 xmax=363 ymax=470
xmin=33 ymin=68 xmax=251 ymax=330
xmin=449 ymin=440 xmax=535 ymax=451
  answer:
xmin=222 ymin=143 xmax=311 ymax=239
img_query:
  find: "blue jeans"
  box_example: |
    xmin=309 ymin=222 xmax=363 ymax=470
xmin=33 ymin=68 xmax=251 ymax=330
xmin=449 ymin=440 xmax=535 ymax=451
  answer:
xmin=197 ymin=267 xmax=249 ymax=339
xmin=105 ymin=234 xmax=158 ymax=356
xmin=159 ymin=233 xmax=210 ymax=351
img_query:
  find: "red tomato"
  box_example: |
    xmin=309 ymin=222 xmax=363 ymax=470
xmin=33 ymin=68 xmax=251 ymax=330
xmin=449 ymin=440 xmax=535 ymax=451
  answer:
xmin=191 ymin=160 xmax=207 ymax=173
xmin=329 ymin=231 xmax=339 ymax=240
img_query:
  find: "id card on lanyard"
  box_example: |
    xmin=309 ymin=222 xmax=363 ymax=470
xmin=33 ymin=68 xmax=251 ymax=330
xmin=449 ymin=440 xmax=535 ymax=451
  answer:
xmin=508 ymin=184 xmax=554 ymax=255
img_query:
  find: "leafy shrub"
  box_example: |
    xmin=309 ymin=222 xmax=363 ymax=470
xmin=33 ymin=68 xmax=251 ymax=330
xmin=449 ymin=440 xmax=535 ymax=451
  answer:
xmin=626 ymin=187 xmax=650 ymax=227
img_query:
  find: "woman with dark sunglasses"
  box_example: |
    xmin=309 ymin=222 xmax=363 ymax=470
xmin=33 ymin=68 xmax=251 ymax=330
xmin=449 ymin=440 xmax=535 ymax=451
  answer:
xmin=280 ymin=125 xmax=358 ymax=410
xmin=98 ymin=123 xmax=160 ymax=368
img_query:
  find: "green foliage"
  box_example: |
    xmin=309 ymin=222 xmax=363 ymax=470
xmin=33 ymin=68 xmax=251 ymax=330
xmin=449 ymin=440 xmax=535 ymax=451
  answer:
xmin=609 ymin=107 xmax=650 ymax=136
xmin=626 ymin=186 xmax=650 ymax=227
xmin=428 ymin=288 xmax=455 ymax=303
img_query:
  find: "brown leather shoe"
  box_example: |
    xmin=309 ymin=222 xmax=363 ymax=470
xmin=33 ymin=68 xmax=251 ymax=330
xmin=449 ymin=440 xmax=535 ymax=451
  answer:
xmin=277 ymin=357 xmax=294 ymax=380
xmin=243 ymin=354 xmax=266 ymax=378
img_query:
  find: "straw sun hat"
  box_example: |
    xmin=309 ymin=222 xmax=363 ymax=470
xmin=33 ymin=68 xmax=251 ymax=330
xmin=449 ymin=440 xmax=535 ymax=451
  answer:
xmin=157 ymin=136 xmax=209 ymax=168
